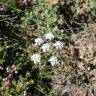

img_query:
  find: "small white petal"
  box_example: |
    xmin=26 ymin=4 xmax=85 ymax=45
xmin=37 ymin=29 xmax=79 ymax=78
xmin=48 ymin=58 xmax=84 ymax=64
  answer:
xmin=78 ymin=63 xmax=84 ymax=69
xmin=53 ymin=41 xmax=64 ymax=50
xmin=49 ymin=56 xmax=59 ymax=66
xmin=35 ymin=38 xmax=44 ymax=46
xmin=41 ymin=43 xmax=50 ymax=52
xmin=45 ymin=33 xmax=54 ymax=40
xmin=31 ymin=53 xmax=41 ymax=64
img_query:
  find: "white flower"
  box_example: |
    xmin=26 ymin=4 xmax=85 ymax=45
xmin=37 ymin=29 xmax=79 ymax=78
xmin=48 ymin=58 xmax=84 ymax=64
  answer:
xmin=35 ymin=38 xmax=44 ymax=46
xmin=41 ymin=43 xmax=50 ymax=52
xmin=53 ymin=41 xmax=64 ymax=50
xmin=49 ymin=56 xmax=59 ymax=66
xmin=78 ymin=62 xmax=84 ymax=69
xmin=45 ymin=33 xmax=54 ymax=40
xmin=31 ymin=53 xmax=41 ymax=64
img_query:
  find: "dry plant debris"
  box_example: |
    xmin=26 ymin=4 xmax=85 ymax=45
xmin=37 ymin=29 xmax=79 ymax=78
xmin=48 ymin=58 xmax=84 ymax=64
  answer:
xmin=45 ymin=0 xmax=59 ymax=5
xmin=50 ymin=30 xmax=96 ymax=96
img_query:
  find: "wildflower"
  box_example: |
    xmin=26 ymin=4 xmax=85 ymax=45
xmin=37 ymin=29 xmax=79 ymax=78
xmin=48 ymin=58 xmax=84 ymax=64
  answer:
xmin=35 ymin=38 xmax=44 ymax=46
xmin=19 ymin=83 xmax=24 ymax=88
xmin=23 ymin=91 xmax=27 ymax=96
xmin=33 ymin=0 xmax=37 ymax=3
xmin=11 ymin=65 xmax=17 ymax=71
xmin=6 ymin=45 xmax=13 ymax=49
xmin=0 ymin=4 xmax=7 ymax=12
xmin=0 ymin=65 xmax=4 ymax=70
xmin=6 ymin=65 xmax=18 ymax=74
xmin=6 ymin=67 xmax=10 ymax=73
xmin=14 ymin=70 xmax=18 ymax=74
xmin=53 ymin=41 xmax=64 ymax=50
xmin=3 ymin=77 xmax=12 ymax=86
xmin=31 ymin=53 xmax=41 ymax=64
xmin=45 ymin=33 xmax=54 ymax=40
xmin=49 ymin=56 xmax=59 ymax=66
xmin=0 ymin=37 xmax=3 ymax=41
xmin=20 ymin=0 xmax=31 ymax=7
xmin=41 ymin=43 xmax=50 ymax=52
xmin=11 ymin=65 xmax=18 ymax=74
xmin=78 ymin=62 xmax=84 ymax=70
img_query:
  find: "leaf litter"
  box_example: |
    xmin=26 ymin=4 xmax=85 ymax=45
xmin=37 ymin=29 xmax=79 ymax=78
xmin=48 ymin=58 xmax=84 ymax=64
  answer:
xmin=49 ymin=29 xmax=96 ymax=96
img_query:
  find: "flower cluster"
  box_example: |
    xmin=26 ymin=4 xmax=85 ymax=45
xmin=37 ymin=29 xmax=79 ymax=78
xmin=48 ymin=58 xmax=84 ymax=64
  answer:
xmin=19 ymin=0 xmax=32 ymax=7
xmin=0 ymin=37 xmax=4 ymax=41
xmin=6 ymin=65 xmax=18 ymax=74
xmin=6 ymin=45 xmax=13 ymax=49
xmin=34 ymin=33 xmax=64 ymax=51
xmin=31 ymin=33 xmax=64 ymax=66
xmin=31 ymin=53 xmax=59 ymax=66
xmin=45 ymin=33 xmax=55 ymax=41
xmin=34 ymin=38 xmax=44 ymax=46
xmin=53 ymin=41 xmax=64 ymax=50
xmin=49 ymin=56 xmax=59 ymax=66
xmin=41 ymin=43 xmax=50 ymax=52
xmin=0 ymin=65 xmax=4 ymax=70
xmin=3 ymin=77 xmax=12 ymax=87
xmin=31 ymin=53 xmax=41 ymax=64
xmin=0 ymin=4 xmax=7 ymax=12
